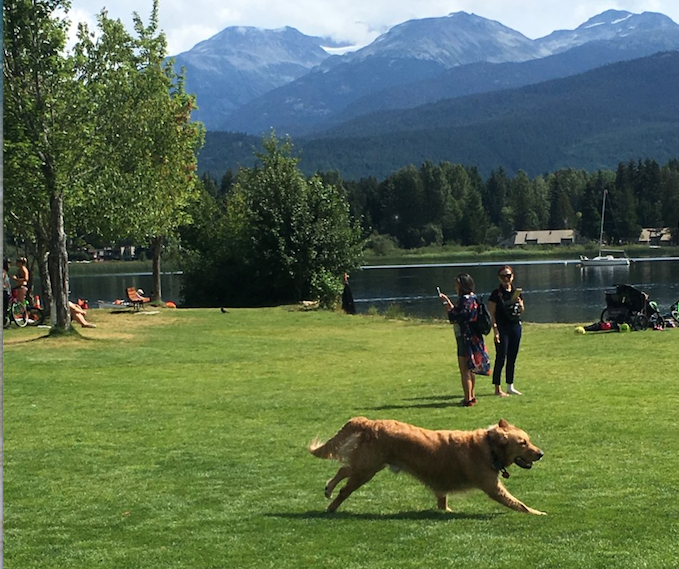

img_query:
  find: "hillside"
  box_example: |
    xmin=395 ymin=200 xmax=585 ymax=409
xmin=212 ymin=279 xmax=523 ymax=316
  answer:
xmin=198 ymin=52 xmax=679 ymax=180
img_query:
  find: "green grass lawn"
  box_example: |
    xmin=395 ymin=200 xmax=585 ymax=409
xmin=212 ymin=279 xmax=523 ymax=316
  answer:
xmin=3 ymin=307 xmax=678 ymax=568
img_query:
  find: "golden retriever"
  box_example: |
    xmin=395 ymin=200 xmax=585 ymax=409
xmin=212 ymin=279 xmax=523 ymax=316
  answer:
xmin=309 ymin=417 xmax=545 ymax=515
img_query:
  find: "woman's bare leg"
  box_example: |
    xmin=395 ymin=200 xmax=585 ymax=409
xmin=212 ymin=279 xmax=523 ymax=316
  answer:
xmin=458 ymin=356 xmax=473 ymax=401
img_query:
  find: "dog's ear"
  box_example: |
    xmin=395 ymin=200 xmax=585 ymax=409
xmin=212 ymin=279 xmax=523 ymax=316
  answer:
xmin=498 ymin=418 xmax=509 ymax=429
xmin=488 ymin=425 xmax=509 ymax=446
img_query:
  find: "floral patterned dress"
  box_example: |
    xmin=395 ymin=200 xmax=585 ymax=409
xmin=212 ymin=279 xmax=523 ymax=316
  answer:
xmin=448 ymin=293 xmax=491 ymax=375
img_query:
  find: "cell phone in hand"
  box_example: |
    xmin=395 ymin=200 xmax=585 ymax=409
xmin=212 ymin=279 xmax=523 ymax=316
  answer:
xmin=511 ymin=287 xmax=523 ymax=302
xmin=437 ymin=286 xmax=448 ymax=306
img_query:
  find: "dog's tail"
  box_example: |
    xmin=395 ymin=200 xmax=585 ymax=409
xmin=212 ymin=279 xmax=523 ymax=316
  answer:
xmin=308 ymin=417 xmax=369 ymax=461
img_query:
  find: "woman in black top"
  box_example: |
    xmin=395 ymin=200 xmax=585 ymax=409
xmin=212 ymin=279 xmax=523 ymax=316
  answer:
xmin=488 ymin=265 xmax=524 ymax=396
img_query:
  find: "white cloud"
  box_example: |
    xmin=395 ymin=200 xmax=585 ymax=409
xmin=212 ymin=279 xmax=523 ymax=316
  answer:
xmin=166 ymin=24 xmax=219 ymax=54
xmin=67 ymin=0 xmax=679 ymax=55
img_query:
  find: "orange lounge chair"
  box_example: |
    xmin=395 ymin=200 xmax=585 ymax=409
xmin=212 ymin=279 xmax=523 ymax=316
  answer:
xmin=126 ymin=287 xmax=150 ymax=311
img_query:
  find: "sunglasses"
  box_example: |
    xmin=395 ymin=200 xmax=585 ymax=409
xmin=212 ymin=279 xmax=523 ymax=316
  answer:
xmin=499 ymin=273 xmax=513 ymax=279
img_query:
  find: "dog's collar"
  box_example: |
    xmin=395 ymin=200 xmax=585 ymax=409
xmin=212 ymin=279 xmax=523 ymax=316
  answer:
xmin=486 ymin=432 xmax=510 ymax=479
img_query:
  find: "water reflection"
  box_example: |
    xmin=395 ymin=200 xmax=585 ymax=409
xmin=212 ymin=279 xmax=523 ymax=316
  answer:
xmin=61 ymin=258 xmax=679 ymax=324
xmin=351 ymin=259 xmax=679 ymax=324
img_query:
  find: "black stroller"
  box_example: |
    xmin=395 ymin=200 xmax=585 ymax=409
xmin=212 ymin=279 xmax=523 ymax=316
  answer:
xmin=600 ymin=284 xmax=664 ymax=331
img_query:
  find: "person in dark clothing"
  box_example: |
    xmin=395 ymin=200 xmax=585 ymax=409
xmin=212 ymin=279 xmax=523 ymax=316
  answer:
xmin=3 ymin=259 xmax=11 ymax=322
xmin=341 ymin=273 xmax=356 ymax=314
xmin=488 ymin=265 xmax=524 ymax=396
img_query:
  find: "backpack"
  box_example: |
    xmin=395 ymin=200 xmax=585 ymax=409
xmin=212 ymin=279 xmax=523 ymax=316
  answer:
xmin=473 ymin=296 xmax=493 ymax=336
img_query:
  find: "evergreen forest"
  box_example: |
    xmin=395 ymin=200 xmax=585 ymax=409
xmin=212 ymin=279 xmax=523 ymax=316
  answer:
xmin=197 ymin=154 xmax=679 ymax=252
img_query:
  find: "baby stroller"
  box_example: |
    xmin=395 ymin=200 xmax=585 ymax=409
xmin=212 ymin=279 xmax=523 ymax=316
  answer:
xmin=600 ymin=284 xmax=664 ymax=331
xmin=671 ymin=300 xmax=679 ymax=325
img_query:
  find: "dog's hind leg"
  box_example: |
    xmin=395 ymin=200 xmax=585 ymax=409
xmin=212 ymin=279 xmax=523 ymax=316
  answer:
xmin=326 ymin=470 xmax=378 ymax=512
xmin=325 ymin=466 xmax=351 ymax=498
xmin=436 ymin=494 xmax=451 ymax=512
xmin=484 ymin=482 xmax=546 ymax=515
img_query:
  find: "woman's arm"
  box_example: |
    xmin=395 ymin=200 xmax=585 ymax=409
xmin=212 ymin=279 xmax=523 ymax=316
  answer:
xmin=488 ymin=300 xmax=500 ymax=342
xmin=439 ymin=292 xmax=459 ymax=323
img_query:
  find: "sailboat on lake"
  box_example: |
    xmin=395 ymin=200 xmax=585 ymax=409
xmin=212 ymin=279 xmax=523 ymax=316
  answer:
xmin=579 ymin=190 xmax=630 ymax=267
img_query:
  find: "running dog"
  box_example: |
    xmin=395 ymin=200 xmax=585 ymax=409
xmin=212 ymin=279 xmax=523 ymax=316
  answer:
xmin=308 ymin=417 xmax=545 ymax=514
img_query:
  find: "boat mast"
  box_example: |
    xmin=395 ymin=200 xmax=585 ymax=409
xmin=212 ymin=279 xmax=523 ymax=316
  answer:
xmin=598 ymin=190 xmax=607 ymax=255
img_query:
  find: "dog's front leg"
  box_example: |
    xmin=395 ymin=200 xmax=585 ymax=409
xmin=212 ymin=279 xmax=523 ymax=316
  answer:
xmin=484 ymin=482 xmax=546 ymax=515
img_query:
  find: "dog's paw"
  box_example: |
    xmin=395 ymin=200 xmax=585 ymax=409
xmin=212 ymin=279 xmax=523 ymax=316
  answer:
xmin=528 ymin=508 xmax=547 ymax=516
xmin=324 ymin=486 xmax=332 ymax=499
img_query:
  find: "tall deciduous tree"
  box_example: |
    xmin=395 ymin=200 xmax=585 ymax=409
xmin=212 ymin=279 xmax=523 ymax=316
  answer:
xmin=4 ymin=0 xmax=78 ymax=329
xmin=4 ymin=0 xmax=203 ymax=331
xmin=72 ymin=2 xmax=204 ymax=302
xmin=207 ymin=132 xmax=363 ymax=306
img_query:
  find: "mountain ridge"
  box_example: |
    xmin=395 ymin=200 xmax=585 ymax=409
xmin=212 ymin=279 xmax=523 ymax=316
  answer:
xmin=197 ymin=52 xmax=679 ymax=180
xmin=220 ymin=9 xmax=679 ymax=134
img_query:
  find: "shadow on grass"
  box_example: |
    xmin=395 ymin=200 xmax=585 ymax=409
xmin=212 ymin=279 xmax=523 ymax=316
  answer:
xmin=2 ymin=328 xmax=106 ymax=345
xmin=368 ymin=393 xmax=468 ymax=411
xmin=267 ymin=510 xmax=499 ymax=521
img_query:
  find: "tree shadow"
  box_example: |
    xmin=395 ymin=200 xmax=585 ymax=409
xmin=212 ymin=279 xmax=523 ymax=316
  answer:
xmin=2 ymin=328 xmax=105 ymax=345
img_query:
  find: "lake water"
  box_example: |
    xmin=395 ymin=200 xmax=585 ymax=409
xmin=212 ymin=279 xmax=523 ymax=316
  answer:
xmin=68 ymin=271 xmax=184 ymax=307
xmin=349 ymin=257 xmax=679 ymax=323
xmin=67 ymin=258 xmax=679 ymax=324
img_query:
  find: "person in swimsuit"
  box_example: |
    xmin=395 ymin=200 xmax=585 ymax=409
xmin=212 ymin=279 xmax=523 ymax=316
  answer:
xmin=12 ymin=257 xmax=30 ymax=303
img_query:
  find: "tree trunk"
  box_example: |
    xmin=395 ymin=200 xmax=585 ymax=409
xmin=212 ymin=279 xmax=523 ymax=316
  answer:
xmin=34 ymin=223 xmax=53 ymax=315
xmin=151 ymin=236 xmax=162 ymax=302
xmin=48 ymin=189 xmax=71 ymax=330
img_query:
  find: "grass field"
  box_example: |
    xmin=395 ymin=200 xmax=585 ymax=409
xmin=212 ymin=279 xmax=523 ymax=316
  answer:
xmin=3 ymin=307 xmax=678 ymax=568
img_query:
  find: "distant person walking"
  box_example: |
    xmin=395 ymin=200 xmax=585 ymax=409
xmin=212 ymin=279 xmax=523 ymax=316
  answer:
xmin=342 ymin=273 xmax=356 ymax=314
xmin=488 ymin=265 xmax=524 ymax=396
xmin=439 ymin=273 xmax=491 ymax=407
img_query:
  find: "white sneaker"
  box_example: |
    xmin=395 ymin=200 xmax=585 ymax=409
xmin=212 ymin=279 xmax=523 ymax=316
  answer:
xmin=507 ymin=385 xmax=522 ymax=395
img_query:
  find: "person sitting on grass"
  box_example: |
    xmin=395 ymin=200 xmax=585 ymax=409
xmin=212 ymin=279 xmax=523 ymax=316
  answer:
xmin=69 ymin=301 xmax=96 ymax=328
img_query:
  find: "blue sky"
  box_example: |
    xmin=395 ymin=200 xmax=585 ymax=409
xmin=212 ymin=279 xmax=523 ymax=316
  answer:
xmin=66 ymin=0 xmax=679 ymax=56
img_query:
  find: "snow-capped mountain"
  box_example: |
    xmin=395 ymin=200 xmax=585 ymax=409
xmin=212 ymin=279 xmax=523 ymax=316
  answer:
xmin=179 ymin=10 xmax=679 ymax=133
xmin=535 ymin=9 xmax=679 ymax=54
xmin=347 ymin=12 xmax=539 ymax=66
xmin=173 ymin=26 xmax=337 ymax=128
xmin=222 ymin=12 xmax=547 ymax=133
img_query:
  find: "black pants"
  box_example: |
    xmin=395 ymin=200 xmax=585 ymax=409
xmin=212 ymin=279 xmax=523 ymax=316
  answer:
xmin=492 ymin=322 xmax=522 ymax=385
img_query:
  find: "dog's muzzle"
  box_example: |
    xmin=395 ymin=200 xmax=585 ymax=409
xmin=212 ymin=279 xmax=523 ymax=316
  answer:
xmin=514 ymin=450 xmax=544 ymax=469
